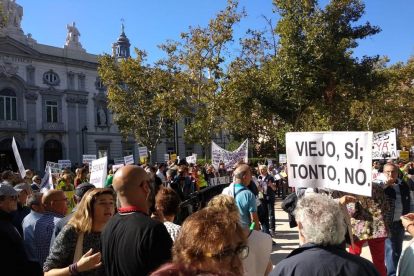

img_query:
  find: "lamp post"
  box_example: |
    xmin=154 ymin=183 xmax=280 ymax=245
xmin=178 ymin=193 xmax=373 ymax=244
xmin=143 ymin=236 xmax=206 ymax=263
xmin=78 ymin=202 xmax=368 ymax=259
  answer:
xmin=272 ymin=117 xmax=279 ymax=163
xmin=81 ymin=126 xmax=88 ymax=155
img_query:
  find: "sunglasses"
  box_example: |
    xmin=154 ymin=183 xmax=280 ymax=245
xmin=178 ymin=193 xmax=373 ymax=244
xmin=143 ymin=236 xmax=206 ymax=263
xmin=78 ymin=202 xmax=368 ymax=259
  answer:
xmin=10 ymin=195 xmax=18 ymax=201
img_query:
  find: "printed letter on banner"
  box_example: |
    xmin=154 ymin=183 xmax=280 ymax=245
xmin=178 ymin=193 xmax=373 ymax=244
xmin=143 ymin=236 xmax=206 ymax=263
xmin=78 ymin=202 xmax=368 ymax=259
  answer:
xmin=372 ymin=128 xmax=397 ymax=160
xmin=286 ymin=132 xmax=373 ymax=197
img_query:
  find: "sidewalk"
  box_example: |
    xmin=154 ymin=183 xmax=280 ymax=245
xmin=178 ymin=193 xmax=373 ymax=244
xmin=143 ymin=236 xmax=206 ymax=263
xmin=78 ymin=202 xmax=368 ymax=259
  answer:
xmin=270 ymin=198 xmax=412 ymax=266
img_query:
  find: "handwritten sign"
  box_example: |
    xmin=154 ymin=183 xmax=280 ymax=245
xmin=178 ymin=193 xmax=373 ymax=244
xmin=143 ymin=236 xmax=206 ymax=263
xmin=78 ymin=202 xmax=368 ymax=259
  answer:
xmin=138 ymin=147 xmax=148 ymax=158
xmin=186 ymin=155 xmax=196 ymax=164
xmin=89 ymin=157 xmax=108 ymax=188
xmin=164 ymin=154 xmax=170 ymax=162
xmin=286 ymin=132 xmax=373 ymax=196
xmin=124 ymin=155 xmax=134 ymax=165
xmin=399 ymin=151 xmax=409 ymax=160
xmin=373 ymin=128 xmax=397 ymax=160
xmin=12 ymin=137 xmax=25 ymax=178
xmin=114 ymin=157 xmax=125 ymax=165
xmin=279 ymin=154 xmax=287 ymax=164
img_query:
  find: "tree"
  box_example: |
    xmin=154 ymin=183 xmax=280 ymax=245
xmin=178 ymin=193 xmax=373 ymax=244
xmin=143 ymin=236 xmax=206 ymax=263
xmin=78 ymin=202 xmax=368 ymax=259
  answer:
xmin=98 ymin=49 xmax=176 ymax=164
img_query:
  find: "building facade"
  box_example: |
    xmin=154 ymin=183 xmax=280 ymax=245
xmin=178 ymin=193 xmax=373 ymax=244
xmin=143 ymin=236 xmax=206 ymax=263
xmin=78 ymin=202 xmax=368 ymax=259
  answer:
xmin=0 ymin=1 xmax=228 ymax=173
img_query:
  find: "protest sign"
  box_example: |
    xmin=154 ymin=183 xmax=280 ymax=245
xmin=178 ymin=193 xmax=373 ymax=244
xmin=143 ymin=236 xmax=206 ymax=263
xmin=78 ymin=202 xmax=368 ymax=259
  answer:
xmin=58 ymin=160 xmax=71 ymax=169
xmin=65 ymin=191 xmax=75 ymax=215
xmin=45 ymin=161 xmax=62 ymax=174
xmin=48 ymin=166 xmax=59 ymax=190
xmin=12 ymin=137 xmax=26 ymax=178
xmin=279 ymin=154 xmax=287 ymax=164
xmin=211 ymin=139 xmax=248 ymax=170
xmin=267 ymin=159 xmax=273 ymax=167
xmin=138 ymin=147 xmax=148 ymax=158
xmin=113 ymin=163 xmax=124 ymax=171
xmin=114 ymin=157 xmax=125 ymax=165
xmin=186 ymin=155 xmax=196 ymax=164
xmin=124 ymin=155 xmax=134 ymax=165
xmin=399 ymin=151 xmax=409 ymax=160
xmin=207 ymin=176 xmax=232 ymax=187
xmin=286 ymin=132 xmax=373 ymax=197
xmin=39 ymin=169 xmax=50 ymax=191
xmin=171 ymin=154 xmax=177 ymax=162
xmin=83 ymin=155 xmax=96 ymax=165
xmin=373 ymin=128 xmax=397 ymax=160
xmin=164 ymin=154 xmax=170 ymax=162
xmin=89 ymin=157 xmax=108 ymax=188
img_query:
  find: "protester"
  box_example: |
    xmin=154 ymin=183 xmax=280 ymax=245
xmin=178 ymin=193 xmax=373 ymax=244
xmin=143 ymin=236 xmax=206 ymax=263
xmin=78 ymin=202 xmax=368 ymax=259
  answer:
xmin=157 ymin=163 xmax=166 ymax=182
xmin=269 ymin=193 xmax=380 ymax=276
xmin=208 ymin=194 xmax=273 ymax=276
xmin=34 ymin=190 xmax=69 ymax=267
xmin=218 ymin=163 xmax=227 ymax=177
xmin=152 ymin=187 xmax=182 ymax=241
xmin=22 ymin=193 xmax=45 ymax=276
xmin=44 ymin=188 xmax=114 ymax=276
xmin=397 ymin=213 xmax=414 ymax=275
xmin=50 ymin=183 xmax=96 ymax=246
xmin=172 ymin=207 xmax=248 ymax=276
xmin=258 ymin=164 xmax=277 ymax=234
xmin=2 ymin=170 xmax=14 ymax=186
xmin=0 ymin=184 xmax=30 ymax=276
xmin=101 ymin=165 xmax=172 ymax=276
xmin=150 ymin=263 xmax=234 ymax=276
xmin=74 ymin=167 xmax=88 ymax=187
xmin=57 ymin=174 xmax=74 ymax=191
xmin=31 ymin=175 xmax=42 ymax=191
xmin=12 ymin=182 xmax=32 ymax=235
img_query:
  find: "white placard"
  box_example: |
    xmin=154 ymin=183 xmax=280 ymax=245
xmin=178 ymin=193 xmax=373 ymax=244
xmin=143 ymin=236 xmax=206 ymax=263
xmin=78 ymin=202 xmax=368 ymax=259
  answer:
xmin=89 ymin=156 xmax=108 ymax=188
xmin=12 ymin=137 xmax=26 ymax=178
xmin=40 ymin=169 xmax=50 ymax=191
xmin=138 ymin=147 xmax=148 ymax=158
xmin=164 ymin=154 xmax=170 ymax=162
xmin=207 ymin=176 xmax=232 ymax=186
xmin=279 ymin=154 xmax=287 ymax=164
xmin=83 ymin=155 xmax=97 ymax=164
xmin=44 ymin=161 xmax=62 ymax=174
xmin=124 ymin=155 xmax=134 ymax=165
xmin=112 ymin=163 xmax=124 ymax=171
xmin=211 ymin=139 xmax=248 ymax=170
xmin=186 ymin=155 xmax=196 ymax=164
xmin=372 ymin=128 xmax=397 ymax=160
xmin=267 ymin=159 xmax=273 ymax=167
xmin=114 ymin=157 xmax=125 ymax=165
xmin=58 ymin=160 xmax=71 ymax=169
xmin=286 ymin=132 xmax=373 ymax=197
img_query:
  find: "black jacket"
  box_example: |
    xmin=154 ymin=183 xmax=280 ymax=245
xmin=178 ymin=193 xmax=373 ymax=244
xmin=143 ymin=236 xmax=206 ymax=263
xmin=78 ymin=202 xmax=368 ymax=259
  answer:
xmin=270 ymin=243 xmax=380 ymax=276
xmin=384 ymin=179 xmax=414 ymax=226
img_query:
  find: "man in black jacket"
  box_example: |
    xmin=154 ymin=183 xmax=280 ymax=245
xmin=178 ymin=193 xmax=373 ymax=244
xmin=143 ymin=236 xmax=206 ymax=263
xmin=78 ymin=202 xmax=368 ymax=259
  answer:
xmin=270 ymin=193 xmax=380 ymax=276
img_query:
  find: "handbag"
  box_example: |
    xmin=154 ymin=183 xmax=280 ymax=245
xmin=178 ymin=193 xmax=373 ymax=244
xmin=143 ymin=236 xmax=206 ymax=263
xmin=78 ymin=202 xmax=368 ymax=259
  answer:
xmin=73 ymin=233 xmax=84 ymax=263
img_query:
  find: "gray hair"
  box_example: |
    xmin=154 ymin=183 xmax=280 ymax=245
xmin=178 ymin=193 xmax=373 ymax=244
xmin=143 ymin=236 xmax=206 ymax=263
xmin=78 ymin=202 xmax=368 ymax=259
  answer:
xmin=233 ymin=164 xmax=250 ymax=180
xmin=27 ymin=193 xmax=43 ymax=209
xmin=294 ymin=193 xmax=345 ymax=246
xmin=166 ymin=169 xmax=176 ymax=177
xmin=14 ymin=183 xmax=31 ymax=194
xmin=383 ymin=163 xmax=398 ymax=172
xmin=258 ymin=165 xmax=267 ymax=171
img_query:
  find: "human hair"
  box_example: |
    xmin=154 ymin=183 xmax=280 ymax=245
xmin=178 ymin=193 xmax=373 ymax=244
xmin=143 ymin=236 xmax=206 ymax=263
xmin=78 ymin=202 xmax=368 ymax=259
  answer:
xmin=67 ymin=188 xmax=114 ymax=234
xmin=178 ymin=165 xmax=188 ymax=173
xmin=2 ymin=170 xmax=13 ymax=180
xmin=233 ymin=164 xmax=250 ymax=180
xmin=155 ymin=188 xmax=181 ymax=217
xmin=383 ymin=163 xmax=398 ymax=172
xmin=14 ymin=183 xmax=30 ymax=194
xmin=61 ymin=174 xmax=72 ymax=183
xmin=167 ymin=169 xmax=177 ymax=177
xmin=76 ymin=168 xmax=86 ymax=179
xmin=294 ymin=193 xmax=345 ymax=246
xmin=150 ymin=263 xmax=233 ymax=276
xmin=207 ymin=195 xmax=239 ymax=223
xmin=258 ymin=165 xmax=267 ymax=171
xmin=27 ymin=193 xmax=43 ymax=209
xmin=172 ymin=208 xmax=246 ymax=264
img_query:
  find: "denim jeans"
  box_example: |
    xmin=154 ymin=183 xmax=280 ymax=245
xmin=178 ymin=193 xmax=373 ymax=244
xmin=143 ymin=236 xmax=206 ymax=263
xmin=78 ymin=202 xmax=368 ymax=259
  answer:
xmin=385 ymin=220 xmax=405 ymax=276
xmin=257 ymin=204 xmax=270 ymax=234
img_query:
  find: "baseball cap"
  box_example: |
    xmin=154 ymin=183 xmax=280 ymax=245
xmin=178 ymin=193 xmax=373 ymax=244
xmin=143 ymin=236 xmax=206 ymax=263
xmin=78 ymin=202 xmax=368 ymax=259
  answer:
xmin=74 ymin=183 xmax=95 ymax=198
xmin=0 ymin=184 xmax=20 ymax=196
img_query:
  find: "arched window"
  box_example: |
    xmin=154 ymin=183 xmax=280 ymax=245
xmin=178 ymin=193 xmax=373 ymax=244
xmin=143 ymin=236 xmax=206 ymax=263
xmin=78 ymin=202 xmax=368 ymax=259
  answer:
xmin=0 ymin=88 xmax=17 ymax=120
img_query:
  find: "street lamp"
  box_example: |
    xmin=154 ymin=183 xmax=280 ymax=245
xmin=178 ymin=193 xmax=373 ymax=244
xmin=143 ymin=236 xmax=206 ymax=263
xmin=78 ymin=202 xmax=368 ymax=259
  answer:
xmin=81 ymin=126 xmax=88 ymax=155
xmin=272 ymin=117 xmax=279 ymax=163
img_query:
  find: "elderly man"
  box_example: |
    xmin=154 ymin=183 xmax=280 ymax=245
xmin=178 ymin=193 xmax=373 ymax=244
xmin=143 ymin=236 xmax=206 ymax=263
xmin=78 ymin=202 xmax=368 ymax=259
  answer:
xmin=0 ymin=184 xmax=30 ymax=276
xmin=1 ymin=170 xmax=14 ymax=186
xmin=31 ymin=175 xmax=42 ymax=191
xmin=22 ymin=193 xmax=45 ymax=276
xmin=34 ymin=190 xmax=68 ymax=267
xmin=12 ymin=183 xmax=32 ymax=235
xmin=270 ymin=194 xmax=380 ymax=276
xmin=101 ymin=165 xmax=172 ymax=276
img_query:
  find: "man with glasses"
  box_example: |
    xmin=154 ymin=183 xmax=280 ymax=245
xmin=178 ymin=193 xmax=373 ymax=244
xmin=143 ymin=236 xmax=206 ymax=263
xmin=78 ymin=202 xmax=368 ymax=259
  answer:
xmin=34 ymin=190 xmax=68 ymax=268
xmin=377 ymin=163 xmax=414 ymax=276
xmin=0 ymin=184 xmax=30 ymax=276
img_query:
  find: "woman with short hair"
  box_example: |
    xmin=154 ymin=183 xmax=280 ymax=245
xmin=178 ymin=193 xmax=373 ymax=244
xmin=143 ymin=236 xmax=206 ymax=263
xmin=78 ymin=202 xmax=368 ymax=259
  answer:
xmin=44 ymin=188 xmax=115 ymax=276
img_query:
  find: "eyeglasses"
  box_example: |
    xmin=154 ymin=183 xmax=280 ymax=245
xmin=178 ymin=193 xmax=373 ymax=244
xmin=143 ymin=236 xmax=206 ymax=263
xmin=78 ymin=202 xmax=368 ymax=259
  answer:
xmin=54 ymin=198 xmax=70 ymax=204
xmin=205 ymin=245 xmax=249 ymax=264
xmin=9 ymin=195 xmax=18 ymax=201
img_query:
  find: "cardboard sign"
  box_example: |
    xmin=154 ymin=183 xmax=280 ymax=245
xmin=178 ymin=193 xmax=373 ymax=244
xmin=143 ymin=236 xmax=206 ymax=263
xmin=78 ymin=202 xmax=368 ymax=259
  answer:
xmin=286 ymin=132 xmax=373 ymax=196
xmin=12 ymin=137 xmax=25 ymax=178
xmin=89 ymin=157 xmax=108 ymax=188
xmin=211 ymin=139 xmax=248 ymax=170
xmin=279 ymin=154 xmax=287 ymax=164
xmin=186 ymin=155 xmax=196 ymax=164
xmin=58 ymin=160 xmax=71 ymax=169
xmin=207 ymin=176 xmax=232 ymax=187
xmin=124 ymin=155 xmax=134 ymax=165
xmin=171 ymin=154 xmax=177 ymax=162
xmin=373 ymin=128 xmax=397 ymax=160
xmin=138 ymin=147 xmax=148 ymax=158
xmin=399 ymin=151 xmax=409 ymax=160
xmin=114 ymin=157 xmax=125 ymax=165
xmin=83 ymin=155 xmax=97 ymax=165
xmin=164 ymin=154 xmax=170 ymax=162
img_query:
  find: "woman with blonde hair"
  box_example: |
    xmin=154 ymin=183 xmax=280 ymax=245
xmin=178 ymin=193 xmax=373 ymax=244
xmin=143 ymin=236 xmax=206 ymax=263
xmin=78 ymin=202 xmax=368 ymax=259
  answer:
xmin=44 ymin=188 xmax=115 ymax=276
xmin=208 ymin=194 xmax=273 ymax=276
xmin=58 ymin=174 xmax=74 ymax=191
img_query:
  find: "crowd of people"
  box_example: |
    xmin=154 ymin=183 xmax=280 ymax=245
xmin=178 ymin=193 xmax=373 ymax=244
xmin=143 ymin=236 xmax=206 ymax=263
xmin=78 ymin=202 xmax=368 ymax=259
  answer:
xmin=1 ymin=156 xmax=414 ymax=276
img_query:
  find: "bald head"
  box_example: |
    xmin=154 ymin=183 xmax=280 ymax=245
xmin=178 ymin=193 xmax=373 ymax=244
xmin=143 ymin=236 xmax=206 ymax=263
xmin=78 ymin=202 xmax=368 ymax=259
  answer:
xmin=113 ymin=165 xmax=150 ymax=210
xmin=42 ymin=190 xmax=68 ymax=215
xmin=233 ymin=164 xmax=252 ymax=186
xmin=42 ymin=190 xmax=65 ymax=205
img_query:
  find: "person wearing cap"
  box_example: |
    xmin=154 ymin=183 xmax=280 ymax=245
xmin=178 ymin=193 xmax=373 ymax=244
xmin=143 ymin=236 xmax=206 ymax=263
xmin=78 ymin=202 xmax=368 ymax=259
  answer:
xmin=31 ymin=175 xmax=42 ymax=191
xmin=0 ymin=184 xmax=31 ymax=276
xmin=50 ymin=182 xmax=95 ymax=247
xmin=22 ymin=193 xmax=45 ymax=276
xmin=12 ymin=183 xmax=32 ymax=236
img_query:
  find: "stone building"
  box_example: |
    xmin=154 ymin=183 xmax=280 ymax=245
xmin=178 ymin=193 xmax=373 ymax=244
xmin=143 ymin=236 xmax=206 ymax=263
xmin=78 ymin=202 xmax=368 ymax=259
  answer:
xmin=0 ymin=1 xmax=228 ymax=173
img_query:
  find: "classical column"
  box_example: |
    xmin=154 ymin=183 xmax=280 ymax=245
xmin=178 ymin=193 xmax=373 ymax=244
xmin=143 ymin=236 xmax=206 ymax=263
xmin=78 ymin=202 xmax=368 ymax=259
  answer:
xmin=66 ymin=96 xmax=78 ymax=163
xmin=25 ymin=91 xmax=38 ymax=170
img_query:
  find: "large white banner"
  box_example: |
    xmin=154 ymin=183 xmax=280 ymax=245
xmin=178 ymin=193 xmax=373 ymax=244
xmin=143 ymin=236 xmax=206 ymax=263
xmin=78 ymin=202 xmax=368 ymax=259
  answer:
xmin=372 ymin=128 xmax=397 ymax=160
xmin=89 ymin=156 xmax=108 ymax=188
xmin=286 ymin=132 xmax=373 ymax=197
xmin=12 ymin=137 xmax=26 ymax=178
xmin=211 ymin=139 xmax=248 ymax=170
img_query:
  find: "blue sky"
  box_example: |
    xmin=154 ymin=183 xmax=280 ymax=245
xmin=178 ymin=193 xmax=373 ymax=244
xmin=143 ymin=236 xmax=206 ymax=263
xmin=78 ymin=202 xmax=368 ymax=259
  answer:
xmin=18 ymin=0 xmax=414 ymax=66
